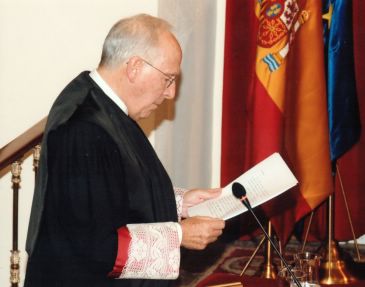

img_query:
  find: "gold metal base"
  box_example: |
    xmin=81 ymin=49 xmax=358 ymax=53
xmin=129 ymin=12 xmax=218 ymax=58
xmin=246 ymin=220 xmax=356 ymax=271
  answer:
xmin=319 ymin=240 xmax=356 ymax=285
xmin=258 ymin=262 xmax=277 ymax=279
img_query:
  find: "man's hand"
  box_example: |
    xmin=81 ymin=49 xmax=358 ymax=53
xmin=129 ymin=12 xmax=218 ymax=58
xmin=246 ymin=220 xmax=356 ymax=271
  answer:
xmin=182 ymin=188 xmax=221 ymax=218
xmin=180 ymin=216 xmax=225 ymax=250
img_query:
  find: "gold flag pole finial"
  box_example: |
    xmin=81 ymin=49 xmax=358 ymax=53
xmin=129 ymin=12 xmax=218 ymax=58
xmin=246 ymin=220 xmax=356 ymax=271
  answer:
xmin=322 ymin=3 xmax=333 ymax=29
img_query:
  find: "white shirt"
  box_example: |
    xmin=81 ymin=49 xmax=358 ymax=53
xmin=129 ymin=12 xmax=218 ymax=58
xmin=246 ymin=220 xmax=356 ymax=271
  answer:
xmin=89 ymin=70 xmax=128 ymax=115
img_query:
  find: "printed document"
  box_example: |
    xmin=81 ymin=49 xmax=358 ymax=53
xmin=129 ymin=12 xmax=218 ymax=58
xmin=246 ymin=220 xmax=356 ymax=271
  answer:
xmin=188 ymin=153 xmax=298 ymax=220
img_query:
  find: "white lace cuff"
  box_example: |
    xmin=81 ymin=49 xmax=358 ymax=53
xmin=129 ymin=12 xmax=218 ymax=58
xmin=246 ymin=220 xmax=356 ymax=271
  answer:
xmin=117 ymin=222 xmax=181 ymax=279
xmin=174 ymin=187 xmax=188 ymax=222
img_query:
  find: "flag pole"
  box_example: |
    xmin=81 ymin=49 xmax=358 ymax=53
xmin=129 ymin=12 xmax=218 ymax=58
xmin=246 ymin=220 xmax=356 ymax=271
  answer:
xmin=238 ymin=221 xmax=277 ymax=279
xmin=336 ymin=164 xmax=363 ymax=263
xmin=240 ymin=235 xmax=265 ymax=276
xmin=319 ymin=194 xmax=356 ymax=284
xmin=300 ymin=164 xmax=361 ymax=284
xmin=300 ymin=210 xmax=315 ymax=253
xmin=257 ymin=221 xmax=277 ymax=279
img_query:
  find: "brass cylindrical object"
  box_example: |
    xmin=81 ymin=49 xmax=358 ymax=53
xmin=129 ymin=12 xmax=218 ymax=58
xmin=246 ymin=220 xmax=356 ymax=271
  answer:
xmin=258 ymin=221 xmax=277 ymax=279
xmin=319 ymin=195 xmax=356 ymax=285
xmin=320 ymin=240 xmax=356 ymax=285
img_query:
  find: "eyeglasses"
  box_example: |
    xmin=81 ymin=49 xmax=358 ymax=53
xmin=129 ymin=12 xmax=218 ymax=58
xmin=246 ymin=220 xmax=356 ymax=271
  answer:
xmin=142 ymin=59 xmax=176 ymax=89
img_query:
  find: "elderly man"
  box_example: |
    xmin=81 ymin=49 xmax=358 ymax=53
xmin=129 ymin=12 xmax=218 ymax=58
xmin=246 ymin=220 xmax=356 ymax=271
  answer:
xmin=24 ymin=14 xmax=225 ymax=287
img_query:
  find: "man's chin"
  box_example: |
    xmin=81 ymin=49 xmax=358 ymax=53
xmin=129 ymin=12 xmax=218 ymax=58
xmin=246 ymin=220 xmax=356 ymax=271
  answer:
xmin=139 ymin=110 xmax=154 ymax=120
xmin=136 ymin=105 xmax=159 ymax=120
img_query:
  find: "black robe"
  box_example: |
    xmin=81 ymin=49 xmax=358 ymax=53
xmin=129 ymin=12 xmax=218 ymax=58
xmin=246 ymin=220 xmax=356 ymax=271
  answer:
xmin=24 ymin=72 xmax=178 ymax=287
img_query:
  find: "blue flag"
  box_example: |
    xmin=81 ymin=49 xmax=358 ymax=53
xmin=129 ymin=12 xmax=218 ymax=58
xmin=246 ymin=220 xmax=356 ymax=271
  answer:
xmin=323 ymin=0 xmax=361 ymax=161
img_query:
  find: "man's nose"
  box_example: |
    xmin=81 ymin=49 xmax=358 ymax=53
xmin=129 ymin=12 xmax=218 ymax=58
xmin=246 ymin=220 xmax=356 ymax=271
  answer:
xmin=164 ymin=83 xmax=176 ymax=99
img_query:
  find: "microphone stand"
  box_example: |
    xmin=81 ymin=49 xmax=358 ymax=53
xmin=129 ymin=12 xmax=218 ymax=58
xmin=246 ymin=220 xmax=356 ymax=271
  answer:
xmin=240 ymin=198 xmax=302 ymax=287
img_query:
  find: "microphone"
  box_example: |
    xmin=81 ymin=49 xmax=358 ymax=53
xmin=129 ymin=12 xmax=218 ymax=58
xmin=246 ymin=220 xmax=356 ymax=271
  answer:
xmin=232 ymin=182 xmax=302 ymax=287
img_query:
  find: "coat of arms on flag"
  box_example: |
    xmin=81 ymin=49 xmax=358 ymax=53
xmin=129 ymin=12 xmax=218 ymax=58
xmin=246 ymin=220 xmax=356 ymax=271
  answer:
xmin=257 ymin=0 xmax=309 ymax=72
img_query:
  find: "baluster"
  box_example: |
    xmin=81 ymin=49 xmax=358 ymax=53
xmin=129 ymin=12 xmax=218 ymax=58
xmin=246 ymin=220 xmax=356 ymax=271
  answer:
xmin=33 ymin=145 xmax=41 ymax=176
xmin=10 ymin=161 xmax=22 ymax=287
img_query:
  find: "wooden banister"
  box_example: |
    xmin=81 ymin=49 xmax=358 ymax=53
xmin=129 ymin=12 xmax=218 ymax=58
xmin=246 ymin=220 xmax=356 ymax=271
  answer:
xmin=0 ymin=117 xmax=47 ymax=170
xmin=0 ymin=117 xmax=47 ymax=286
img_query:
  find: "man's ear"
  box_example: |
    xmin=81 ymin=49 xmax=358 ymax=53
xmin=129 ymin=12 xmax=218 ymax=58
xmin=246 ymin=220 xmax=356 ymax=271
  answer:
xmin=125 ymin=56 xmax=143 ymax=83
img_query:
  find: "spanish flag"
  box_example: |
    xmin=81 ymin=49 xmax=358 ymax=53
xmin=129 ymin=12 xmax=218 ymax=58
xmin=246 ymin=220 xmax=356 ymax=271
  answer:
xmin=246 ymin=0 xmax=333 ymax=242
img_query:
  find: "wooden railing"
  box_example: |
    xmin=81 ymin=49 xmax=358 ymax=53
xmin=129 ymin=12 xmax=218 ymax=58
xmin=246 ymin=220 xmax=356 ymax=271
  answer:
xmin=0 ymin=117 xmax=47 ymax=287
xmin=0 ymin=117 xmax=47 ymax=170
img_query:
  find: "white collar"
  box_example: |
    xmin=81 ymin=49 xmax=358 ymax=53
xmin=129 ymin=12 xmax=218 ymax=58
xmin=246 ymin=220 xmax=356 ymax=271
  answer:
xmin=89 ymin=70 xmax=128 ymax=115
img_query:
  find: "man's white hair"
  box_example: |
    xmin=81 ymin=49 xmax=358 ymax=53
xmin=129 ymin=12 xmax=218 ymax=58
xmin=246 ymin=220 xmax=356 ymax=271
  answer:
xmin=99 ymin=14 xmax=173 ymax=68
